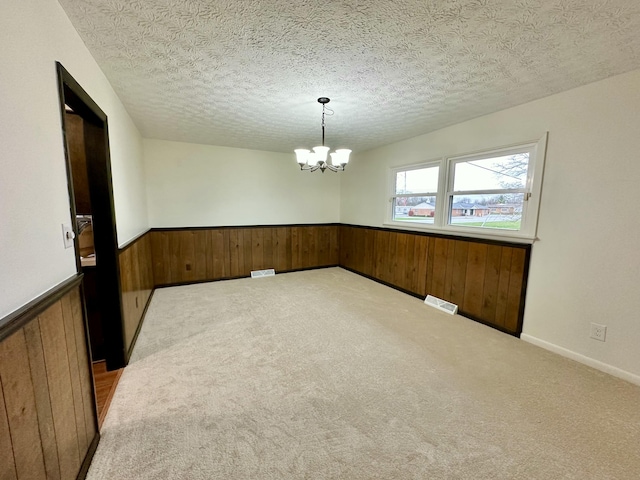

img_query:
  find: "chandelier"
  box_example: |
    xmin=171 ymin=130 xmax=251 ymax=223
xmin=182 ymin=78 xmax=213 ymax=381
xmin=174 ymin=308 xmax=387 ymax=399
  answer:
xmin=294 ymin=97 xmax=351 ymax=173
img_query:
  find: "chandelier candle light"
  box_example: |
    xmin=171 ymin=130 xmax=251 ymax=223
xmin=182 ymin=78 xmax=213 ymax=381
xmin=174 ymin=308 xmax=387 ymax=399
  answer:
xmin=295 ymin=97 xmax=351 ymax=173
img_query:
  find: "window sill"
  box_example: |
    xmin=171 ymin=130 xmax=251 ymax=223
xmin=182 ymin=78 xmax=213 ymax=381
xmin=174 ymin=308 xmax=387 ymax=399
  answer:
xmin=382 ymin=221 xmax=536 ymax=245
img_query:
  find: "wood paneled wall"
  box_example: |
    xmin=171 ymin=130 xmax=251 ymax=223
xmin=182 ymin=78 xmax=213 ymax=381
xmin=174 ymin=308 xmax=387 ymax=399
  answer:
xmin=134 ymin=224 xmax=528 ymax=336
xmin=150 ymin=225 xmax=340 ymax=286
xmin=119 ymin=234 xmax=154 ymax=356
xmin=339 ymin=225 xmax=530 ymax=335
xmin=0 ymin=283 xmax=97 ymax=480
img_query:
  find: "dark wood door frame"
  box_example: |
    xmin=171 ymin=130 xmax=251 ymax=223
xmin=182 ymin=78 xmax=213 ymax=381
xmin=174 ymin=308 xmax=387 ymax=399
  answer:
xmin=56 ymin=62 xmax=126 ymax=370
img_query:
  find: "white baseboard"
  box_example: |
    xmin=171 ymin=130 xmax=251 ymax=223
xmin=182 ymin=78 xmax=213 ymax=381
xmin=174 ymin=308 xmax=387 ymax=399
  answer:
xmin=521 ymin=334 xmax=640 ymax=387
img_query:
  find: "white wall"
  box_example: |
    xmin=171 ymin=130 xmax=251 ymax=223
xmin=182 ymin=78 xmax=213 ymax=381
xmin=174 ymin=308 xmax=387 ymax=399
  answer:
xmin=144 ymin=139 xmax=341 ymax=227
xmin=342 ymin=69 xmax=640 ymax=384
xmin=0 ymin=0 xmax=148 ymax=319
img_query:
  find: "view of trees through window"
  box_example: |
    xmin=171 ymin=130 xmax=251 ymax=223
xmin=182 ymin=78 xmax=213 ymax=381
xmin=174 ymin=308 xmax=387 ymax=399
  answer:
xmin=448 ymin=152 xmax=529 ymax=230
xmin=392 ymin=153 xmax=530 ymax=231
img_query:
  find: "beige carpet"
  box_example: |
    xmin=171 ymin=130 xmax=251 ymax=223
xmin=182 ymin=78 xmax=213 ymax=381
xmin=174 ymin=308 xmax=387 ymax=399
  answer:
xmin=88 ymin=268 xmax=640 ymax=479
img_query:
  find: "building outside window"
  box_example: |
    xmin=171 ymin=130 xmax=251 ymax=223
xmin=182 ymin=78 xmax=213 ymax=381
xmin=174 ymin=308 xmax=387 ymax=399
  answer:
xmin=387 ymin=134 xmax=547 ymax=242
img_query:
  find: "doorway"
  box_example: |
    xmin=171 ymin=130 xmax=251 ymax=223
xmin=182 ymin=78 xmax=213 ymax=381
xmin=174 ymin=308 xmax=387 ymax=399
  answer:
xmin=56 ymin=62 xmax=126 ymax=388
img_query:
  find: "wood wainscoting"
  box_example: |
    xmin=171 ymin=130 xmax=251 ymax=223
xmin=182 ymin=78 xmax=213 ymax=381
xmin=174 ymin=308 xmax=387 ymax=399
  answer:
xmin=119 ymin=232 xmax=154 ymax=359
xmin=145 ymin=223 xmax=530 ymax=335
xmin=149 ymin=225 xmax=340 ymax=286
xmin=0 ymin=276 xmax=98 ymax=480
xmin=339 ymin=225 xmax=531 ymax=336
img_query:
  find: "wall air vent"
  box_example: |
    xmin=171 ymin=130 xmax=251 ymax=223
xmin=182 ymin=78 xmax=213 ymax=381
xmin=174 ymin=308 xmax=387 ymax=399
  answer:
xmin=424 ymin=295 xmax=458 ymax=315
xmin=251 ymin=269 xmax=276 ymax=278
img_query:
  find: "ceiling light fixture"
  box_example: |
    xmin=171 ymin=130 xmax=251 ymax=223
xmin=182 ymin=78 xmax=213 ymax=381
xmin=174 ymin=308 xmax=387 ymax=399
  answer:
xmin=295 ymin=97 xmax=351 ymax=173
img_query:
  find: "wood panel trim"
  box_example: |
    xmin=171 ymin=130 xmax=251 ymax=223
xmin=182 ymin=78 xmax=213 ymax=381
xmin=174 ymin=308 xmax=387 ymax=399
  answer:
xmin=75 ymin=432 xmax=100 ymax=480
xmin=340 ymin=223 xmax=531 ymax=249
xmin=0 ymin=329 xmax=48 ymax=478
xmin=125 ymin=289 xmax=155 ymax=362
xmin=150 ymin=223 xmax=526 ymax=249
xmin=150 ymin=223 xmax=341 ymax=232
xmin=515 ymin=247 xmax=533 ymax=336
xmin=118 ymin=229 xmax=151 ymax=253
xmin=119 ymin=233 xmax=154 ymax=361
xmin=0 ymin=274 xmax=83 ymax=343
xmin=459 ymin=307 xmax=527 ymax=337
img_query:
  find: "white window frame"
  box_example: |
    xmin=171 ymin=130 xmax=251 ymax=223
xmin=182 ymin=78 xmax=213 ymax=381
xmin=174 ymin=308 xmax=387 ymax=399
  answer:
xmin=384 ymin=133 xmax=547 ymax=243
xmin=388 ymin=161 xmax=441 ymax=226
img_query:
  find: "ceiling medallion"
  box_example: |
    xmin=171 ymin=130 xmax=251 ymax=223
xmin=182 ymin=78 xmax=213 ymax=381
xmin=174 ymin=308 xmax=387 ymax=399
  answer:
xmin=294 ymin=97 xmax=351 ymax=173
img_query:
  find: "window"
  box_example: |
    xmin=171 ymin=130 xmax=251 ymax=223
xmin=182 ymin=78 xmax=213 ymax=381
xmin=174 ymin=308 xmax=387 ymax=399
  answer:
xmin=446 ymin=149 xmax=530 ymax=232
xmin=386 ymin=135 xmax=547 ymax=242
xmin=390 ymin=164 xmax=439 ymax=225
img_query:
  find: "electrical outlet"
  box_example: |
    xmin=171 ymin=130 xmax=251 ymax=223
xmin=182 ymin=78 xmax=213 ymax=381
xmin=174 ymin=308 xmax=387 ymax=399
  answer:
xmin=590 ymin=323 xmax=607 ymax=342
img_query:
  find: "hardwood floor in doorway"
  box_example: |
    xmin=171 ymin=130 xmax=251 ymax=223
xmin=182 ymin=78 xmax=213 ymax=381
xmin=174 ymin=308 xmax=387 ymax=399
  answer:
xmin=93 ymin=360 xmax=122 ymax=428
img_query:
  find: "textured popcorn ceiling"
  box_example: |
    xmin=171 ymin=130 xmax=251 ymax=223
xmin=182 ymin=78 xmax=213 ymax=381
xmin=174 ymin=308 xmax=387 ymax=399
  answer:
xmin=58 ymin=0 xmax=640 ymax=153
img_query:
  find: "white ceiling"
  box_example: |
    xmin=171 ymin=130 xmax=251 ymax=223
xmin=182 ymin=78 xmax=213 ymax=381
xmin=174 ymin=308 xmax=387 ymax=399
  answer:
xmin=58 ymin=0 xmax=640 ymax=154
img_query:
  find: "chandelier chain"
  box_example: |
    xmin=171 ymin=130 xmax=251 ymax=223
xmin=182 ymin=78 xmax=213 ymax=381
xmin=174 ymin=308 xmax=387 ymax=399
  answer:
xmin=321 ymin=105 xmax=334 ymax=147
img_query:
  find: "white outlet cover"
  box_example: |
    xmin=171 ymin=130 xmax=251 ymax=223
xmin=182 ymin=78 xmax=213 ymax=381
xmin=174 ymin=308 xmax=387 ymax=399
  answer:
xmin=590 ymin=323 xmax=607 ymax=342
xmin=62 ymin=223 xmax=75 ymax=249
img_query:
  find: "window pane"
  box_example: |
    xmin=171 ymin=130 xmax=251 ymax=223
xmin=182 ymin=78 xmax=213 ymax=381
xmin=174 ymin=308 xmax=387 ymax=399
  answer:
xmin=396 ymin=166 xmax=439 ymax=194
xmin=448 ymin=194 xmax=524 ymax=231
xmin=453 ymin=153 xmax=529 ymax=191
xmin=393 ymin=196 xmax=436 ymax=224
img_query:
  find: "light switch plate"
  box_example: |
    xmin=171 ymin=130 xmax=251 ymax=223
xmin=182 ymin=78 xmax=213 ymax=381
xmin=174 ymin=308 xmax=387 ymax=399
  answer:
xmin=62 ymin=223 xmax=75 ymax=249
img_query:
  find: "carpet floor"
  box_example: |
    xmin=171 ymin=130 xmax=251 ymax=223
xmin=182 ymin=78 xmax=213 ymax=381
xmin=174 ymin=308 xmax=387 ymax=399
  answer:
xmin=87 ymin=268 xmax=640 ymax=479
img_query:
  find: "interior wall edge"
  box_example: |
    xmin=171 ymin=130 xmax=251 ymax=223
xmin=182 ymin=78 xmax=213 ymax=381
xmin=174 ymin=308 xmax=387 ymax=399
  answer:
xmin=118 ymin=228 xmax=151 ymax=252
xmin=118 ymin=232 xmax=154 ymax=356
xmin=338 ymin=265 xmax=425 ymax=300
xmin=521 ymin=333 xmax=640 ymax=387
xmin=0 ymin=274 xmax=83 ymax=343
